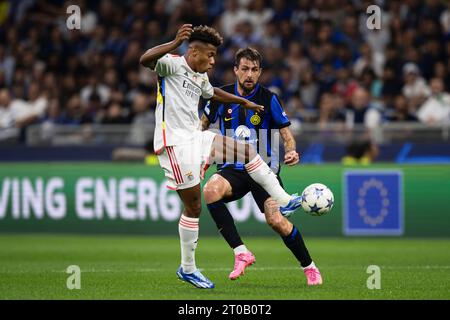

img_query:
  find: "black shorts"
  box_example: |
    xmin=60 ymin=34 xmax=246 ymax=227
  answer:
xmin=216 ymin=166 xmax=284 ymax=213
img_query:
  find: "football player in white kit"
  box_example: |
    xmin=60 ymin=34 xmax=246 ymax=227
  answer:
xmin=140 ymin=24 xmax=303 ymax=289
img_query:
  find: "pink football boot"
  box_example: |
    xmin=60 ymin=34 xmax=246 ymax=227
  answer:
xmin=304 ymin=265 xmax=323 ymax=285
xmin=229 ymin=251 xmax=256 ymax=280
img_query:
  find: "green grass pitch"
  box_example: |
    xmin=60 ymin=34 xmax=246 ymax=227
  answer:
xmin=0 ymin=234 xmax=449 ymax=299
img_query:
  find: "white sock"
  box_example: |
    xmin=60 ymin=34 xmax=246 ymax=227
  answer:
xmin=303 ymin=261 xmax=316 ymax=270
xmin=245 ymin=155 xmax=291 ymax=207
xmin=233 ymin=244 xmax=248 ymax=255
xmin=178 ymin=214 xmax=199 ymax=274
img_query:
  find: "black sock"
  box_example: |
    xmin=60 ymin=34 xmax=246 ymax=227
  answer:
xmin=207 ymin=201 xmax=243 ymax=249
xmin=281 ymin=225 xmax=313 ymax=268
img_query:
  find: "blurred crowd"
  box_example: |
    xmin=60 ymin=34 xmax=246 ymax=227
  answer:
xmin=1 ymin=0 xmax=450 ymax=145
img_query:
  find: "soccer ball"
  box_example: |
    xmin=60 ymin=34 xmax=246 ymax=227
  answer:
xmin=301 ymin=183 xmax=334 ymax=216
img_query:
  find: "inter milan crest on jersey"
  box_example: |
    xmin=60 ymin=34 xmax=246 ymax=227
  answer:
xmin=250 ymin=114 xmax=261 ymax=125
xmin=344 ymin=170 xmax=404 ymax=236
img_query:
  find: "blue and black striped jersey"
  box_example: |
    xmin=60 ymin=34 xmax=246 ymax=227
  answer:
xmin=204 ymin=82 xmax=290 ymax=174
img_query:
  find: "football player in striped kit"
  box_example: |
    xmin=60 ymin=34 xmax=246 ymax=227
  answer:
xmin=201 ymin=48 xmax=322 ymax=285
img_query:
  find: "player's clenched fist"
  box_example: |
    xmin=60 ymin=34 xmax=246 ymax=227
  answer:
xmin=175 ymin=24 xmax=193 ymax=45
xmin=284 ymin=150 xmax=300 ymax=165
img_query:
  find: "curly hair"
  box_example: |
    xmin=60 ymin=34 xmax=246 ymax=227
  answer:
xmin=188 ymin=25 xmax=223 ymax=47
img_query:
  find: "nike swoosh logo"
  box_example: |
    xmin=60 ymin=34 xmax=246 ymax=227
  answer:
xmin=224 ymin=117 xmax=234 ymax=121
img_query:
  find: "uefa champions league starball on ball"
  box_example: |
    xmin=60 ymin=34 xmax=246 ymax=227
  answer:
xmin=301 ymin=183 xmax=334 ymax=216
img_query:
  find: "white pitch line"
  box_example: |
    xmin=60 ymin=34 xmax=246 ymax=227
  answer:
xmin=1 ymin=265 xmax=450 ymax=274
xmin=54 ymin=265 xmax=450 ymax=273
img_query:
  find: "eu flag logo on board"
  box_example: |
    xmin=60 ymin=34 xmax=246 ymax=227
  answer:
xmin=344 ymin=170 xmax=404 ymax=236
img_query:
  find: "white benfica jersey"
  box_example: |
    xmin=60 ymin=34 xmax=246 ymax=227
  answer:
xmin=151 ymin=54 xmax=214 ymax=152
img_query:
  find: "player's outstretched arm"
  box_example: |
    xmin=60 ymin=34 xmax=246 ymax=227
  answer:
xmin=280 ymin=127 xmax=300 ymax=165
xmin=139 ymin=24 xmax=193 ymax=69
xmin=212 ymin=87 xmax=264 ymax=113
